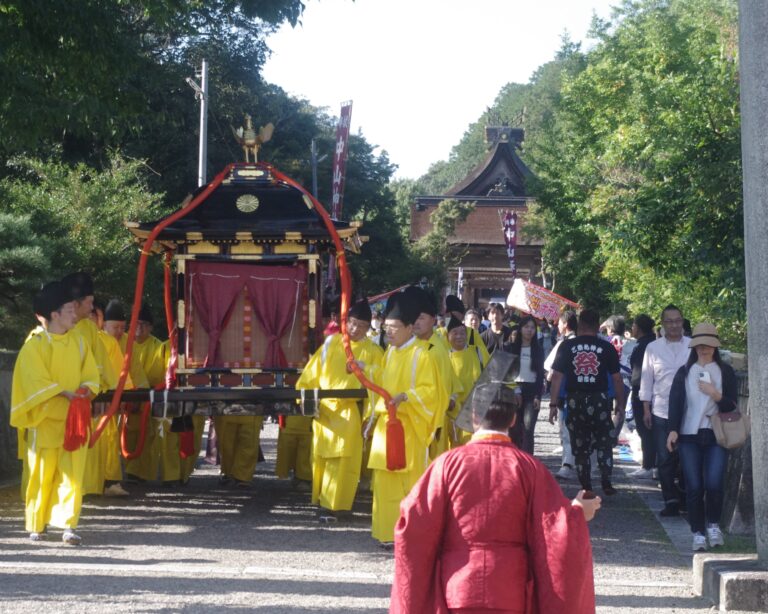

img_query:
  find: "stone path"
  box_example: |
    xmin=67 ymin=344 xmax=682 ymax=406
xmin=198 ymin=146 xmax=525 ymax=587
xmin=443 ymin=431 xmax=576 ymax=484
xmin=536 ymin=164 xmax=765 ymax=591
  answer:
xmin=0 ymin=407 xmax=734 ymax=612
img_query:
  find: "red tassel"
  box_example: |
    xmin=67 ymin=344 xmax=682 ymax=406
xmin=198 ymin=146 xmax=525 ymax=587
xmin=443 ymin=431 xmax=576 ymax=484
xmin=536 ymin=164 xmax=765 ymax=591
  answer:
xmin=179 ymin=430 xmax=195 ymax=459
xmin=278 ymin=415 xmax=286 ymax=429
xmin=386 ymin=405 xmax=406 ymax=471
xmin=63 ymin=387 xmax=91 ymax=452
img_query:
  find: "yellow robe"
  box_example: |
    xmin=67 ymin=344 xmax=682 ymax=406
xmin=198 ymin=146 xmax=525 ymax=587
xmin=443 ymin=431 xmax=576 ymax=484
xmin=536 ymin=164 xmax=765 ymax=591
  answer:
xmin=420 ymin=332 xmax=459 ymax=460
xmin=466 ymin=326 xmax=490 ymax=367
xmin=215 ymin=414 xmax=264 ymax=483
xmin=11 ymin=329 xmax=100 ymax=533
xmin=94 ymin=331 xmax=133 ymax=484
xmin=448 ymin=346 xmax=484 ymax=447
xmin=121 ymin=335 xmax=172 ymax=481
xmin=276 ymin=415 xmax=313 ymax=481
xmin=368 ymin=336 xmax=440 ymax=542
xmin=297 ymin=333 xmax=383 ymax=511
xmin=77 ymin=319 xmax=119 ymax=495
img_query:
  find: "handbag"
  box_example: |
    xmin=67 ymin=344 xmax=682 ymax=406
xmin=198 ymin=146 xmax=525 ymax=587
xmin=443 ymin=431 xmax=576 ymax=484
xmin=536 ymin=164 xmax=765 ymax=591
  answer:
xmin=710 ymin=410 xmax=750 ymax=449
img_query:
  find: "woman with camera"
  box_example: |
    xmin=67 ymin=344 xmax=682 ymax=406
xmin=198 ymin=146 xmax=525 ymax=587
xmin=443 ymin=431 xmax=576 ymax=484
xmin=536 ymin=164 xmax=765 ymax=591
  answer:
xmin=666 ymin=323 xmax=738 ymax=552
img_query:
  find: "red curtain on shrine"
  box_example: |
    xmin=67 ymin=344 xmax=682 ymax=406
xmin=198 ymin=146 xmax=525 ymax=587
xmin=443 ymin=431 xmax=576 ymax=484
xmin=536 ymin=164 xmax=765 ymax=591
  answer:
xmin=245 ymin=265 xmax=305 ymax=368
xmin=189 ymin=263 xmax=246 ymax=367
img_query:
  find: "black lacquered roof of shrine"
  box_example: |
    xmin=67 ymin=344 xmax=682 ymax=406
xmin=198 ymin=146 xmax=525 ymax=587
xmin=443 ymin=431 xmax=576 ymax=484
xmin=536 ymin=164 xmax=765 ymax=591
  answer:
xmin=128 ymin=163 xmax=357 ymax=243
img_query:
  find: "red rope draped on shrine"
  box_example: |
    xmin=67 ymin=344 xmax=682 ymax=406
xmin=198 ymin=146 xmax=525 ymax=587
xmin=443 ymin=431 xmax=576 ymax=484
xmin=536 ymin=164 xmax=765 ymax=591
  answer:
xmin=90 ymin=162 xmax=406 ymax=471
xmin=270 ymin=167 xmax=406 ymax=470
xmin=89 ymin=164 xmax=235 ymax=449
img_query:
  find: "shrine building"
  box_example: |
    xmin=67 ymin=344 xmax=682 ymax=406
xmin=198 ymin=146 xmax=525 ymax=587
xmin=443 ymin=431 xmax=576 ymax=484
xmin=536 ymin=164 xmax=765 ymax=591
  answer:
xmin=409 ymin=125 xmax=543 ymax=310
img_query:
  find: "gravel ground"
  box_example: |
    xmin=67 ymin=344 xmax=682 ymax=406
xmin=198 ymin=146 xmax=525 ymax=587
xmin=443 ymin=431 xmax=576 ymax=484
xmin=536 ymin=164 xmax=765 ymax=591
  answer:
xmin=0 ymin=408 xmax=730 ymax=613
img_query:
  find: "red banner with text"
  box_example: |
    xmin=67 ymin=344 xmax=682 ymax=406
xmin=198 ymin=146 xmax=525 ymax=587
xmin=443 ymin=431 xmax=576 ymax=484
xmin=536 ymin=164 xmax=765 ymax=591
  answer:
xmin=331 ymin=101 xmax=353 ymax=219
xmin=503 ymin=211 xmax=517 ymax=276
xmin=506 ymin=278 xmax=580 ymax=322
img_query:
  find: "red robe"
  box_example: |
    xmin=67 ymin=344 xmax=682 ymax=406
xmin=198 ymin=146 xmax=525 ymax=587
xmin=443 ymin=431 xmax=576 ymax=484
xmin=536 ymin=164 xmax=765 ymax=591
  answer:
xmin=390 ymin=437 xmax=595 ymax=614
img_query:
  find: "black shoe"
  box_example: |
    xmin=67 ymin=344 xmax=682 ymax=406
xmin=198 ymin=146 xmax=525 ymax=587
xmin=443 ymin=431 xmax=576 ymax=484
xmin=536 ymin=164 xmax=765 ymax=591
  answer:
xmin=601 ymin=481 xmax=617 ymax=496
xmin=660 ymin=504 xmax=680 ymax=517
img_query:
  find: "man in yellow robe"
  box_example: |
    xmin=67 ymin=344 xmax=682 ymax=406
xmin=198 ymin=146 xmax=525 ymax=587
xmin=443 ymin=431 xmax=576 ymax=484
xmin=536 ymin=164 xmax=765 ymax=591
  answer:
xmin=11 ymin=281 xmax=100 ymax=545
xmin=122 ymin=305 xmax=174 ymax=483
xmin=403 ymin=287 xmax=459 ymax=460
xmin=216 ymin=409 xmax=264 ymax=486
xmin=275 ymin=413 xmax=313 ymax=485
xmin=98 ymin=300 xmax=138 ymax=495
xmin=444 ymin=294 xmax=490 ymax=367
xmin=61 ymin=273 xmax=120 ymax=498
xmin=297 ymin=299 xmax=383 ymax=519
xmin=447 ymin=317 xmax=484 ymax=447
xmin=368 ymin=291 xmax=440 ymax=545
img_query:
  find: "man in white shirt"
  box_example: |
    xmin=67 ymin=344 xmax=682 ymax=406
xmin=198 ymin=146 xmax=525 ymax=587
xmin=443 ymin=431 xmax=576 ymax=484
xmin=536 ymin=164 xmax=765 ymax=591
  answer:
xmin=639 ymin=304 xmax=691 ymax=516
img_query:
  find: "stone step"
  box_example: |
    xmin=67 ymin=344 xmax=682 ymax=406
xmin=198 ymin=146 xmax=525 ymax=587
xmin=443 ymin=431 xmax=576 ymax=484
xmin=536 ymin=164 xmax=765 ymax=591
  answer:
xmin=693 ymin=553 xmax=768 ymax=612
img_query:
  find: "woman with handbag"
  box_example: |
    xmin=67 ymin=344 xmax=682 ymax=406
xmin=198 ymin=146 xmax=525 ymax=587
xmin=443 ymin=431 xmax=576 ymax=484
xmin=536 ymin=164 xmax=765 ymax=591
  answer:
xmin=666 ymin=323 xmax=738 ymax=552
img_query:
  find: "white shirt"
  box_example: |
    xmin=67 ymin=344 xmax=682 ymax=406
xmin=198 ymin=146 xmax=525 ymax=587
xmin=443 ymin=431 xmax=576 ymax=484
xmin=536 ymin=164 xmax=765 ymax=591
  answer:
xmin=515 ymin=346 xmax=536 ymax=383
xmin=639 ymin=336 xmax=691 ymax=419
xmin=544 ymin=332 xmax=575 ymax=375
xmin=682 ymin=362 xmax=722 ymax=435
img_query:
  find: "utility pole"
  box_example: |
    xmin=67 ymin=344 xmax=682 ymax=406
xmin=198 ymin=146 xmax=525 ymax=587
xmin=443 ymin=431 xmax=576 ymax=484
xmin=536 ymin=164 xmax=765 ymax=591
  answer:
xmin=187 ymin=59 xmax=209 ymax=187
xmin=311 ymin=138 xmax=319 ymax=198
xmin=740 ymin=0 xmax=768 ymax=565
xmin=310 ymin=138 xmax=328 ymax=198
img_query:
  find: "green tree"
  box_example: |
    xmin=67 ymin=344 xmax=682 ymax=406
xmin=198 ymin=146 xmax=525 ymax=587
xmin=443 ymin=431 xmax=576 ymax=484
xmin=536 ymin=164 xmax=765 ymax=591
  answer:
xmin=0 ymin=155 xmax=166 ymax=347
xmin=531 ymin=0 xmax=744 ymax=346
xmin=0 ymin=0 xmax=305 ymax=161
xmin=412 ymin=199 xmax=476 ymax=287
xmin=0 ymin=213 xmax=50 ymax=348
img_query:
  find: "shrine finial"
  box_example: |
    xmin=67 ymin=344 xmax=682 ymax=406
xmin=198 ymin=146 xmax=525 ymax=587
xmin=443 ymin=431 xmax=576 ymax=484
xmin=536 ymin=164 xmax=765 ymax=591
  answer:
xmin=231 ymin=114 xmax=274 ymax=163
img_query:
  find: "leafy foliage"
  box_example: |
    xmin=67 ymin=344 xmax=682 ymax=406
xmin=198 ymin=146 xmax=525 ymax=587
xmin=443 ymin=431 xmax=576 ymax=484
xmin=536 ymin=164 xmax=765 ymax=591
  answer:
xmin=528 ymin=0 xmax=744 ymax=347
xmin=0 ymin=156 xmax=165 ymax=347
xmin=0 ymin=213 xmax=50 ymax=347
xmin=0 ymin=0 xmax=431 ymax=347
xmin=412 ymin=199 xmax=476 ymax=286
xmin=414 ymin=0 xmax=745 ymax=349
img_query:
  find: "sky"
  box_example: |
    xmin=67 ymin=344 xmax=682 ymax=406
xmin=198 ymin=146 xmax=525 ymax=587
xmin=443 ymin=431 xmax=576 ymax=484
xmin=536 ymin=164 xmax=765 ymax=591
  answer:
xmin=262 ymin=0 xmax=618 ymax=179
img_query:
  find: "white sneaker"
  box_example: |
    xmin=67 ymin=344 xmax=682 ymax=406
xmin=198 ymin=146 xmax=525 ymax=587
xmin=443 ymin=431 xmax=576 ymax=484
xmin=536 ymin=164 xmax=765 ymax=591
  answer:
xmin=29 ymin=532 xmax=43 ymax=542
xmin=555 ymin=465 xmax=575 ymax=480
xmin=692 ymin=532 xmax=707 ymax=552
xmin=103 ymin=483 xmax=129 ymax=497
xmin=62 ymin=530 xmax=82 ymax=546
xmin=629 ymin=468 xmax=653 ymax=479
xmin=707 ymin=524 xmax=724 ymax=547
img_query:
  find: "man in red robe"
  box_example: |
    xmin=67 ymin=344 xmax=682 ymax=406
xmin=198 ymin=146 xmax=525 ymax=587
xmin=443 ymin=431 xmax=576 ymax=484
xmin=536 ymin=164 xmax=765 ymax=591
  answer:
xmin=390 ymin=384 xmax=600 ymax=614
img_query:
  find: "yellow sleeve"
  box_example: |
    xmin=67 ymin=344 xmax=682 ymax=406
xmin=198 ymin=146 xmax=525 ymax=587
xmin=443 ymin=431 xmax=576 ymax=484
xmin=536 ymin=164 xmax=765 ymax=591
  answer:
xmin=467 ymin=326 xmax=490 ymax=368
xmin=100 ymin=332 xmax=135 ymax=389
xmin=143 ymin=337 xmax=168 ymax=388
xmin=296 ymin=337 xmax=329 ymax=390
xmin=120 ymin=335 xmax=150 ymax=389
xmin=399 ymin=347 xmax=441 ymax=447
xmin=77 ymin=319 xmax=117 ymax=391
xmin=79 ymin=336 xmax=101 ymax=397
xmin=10 ymin=338 xmax=63 ymax=428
